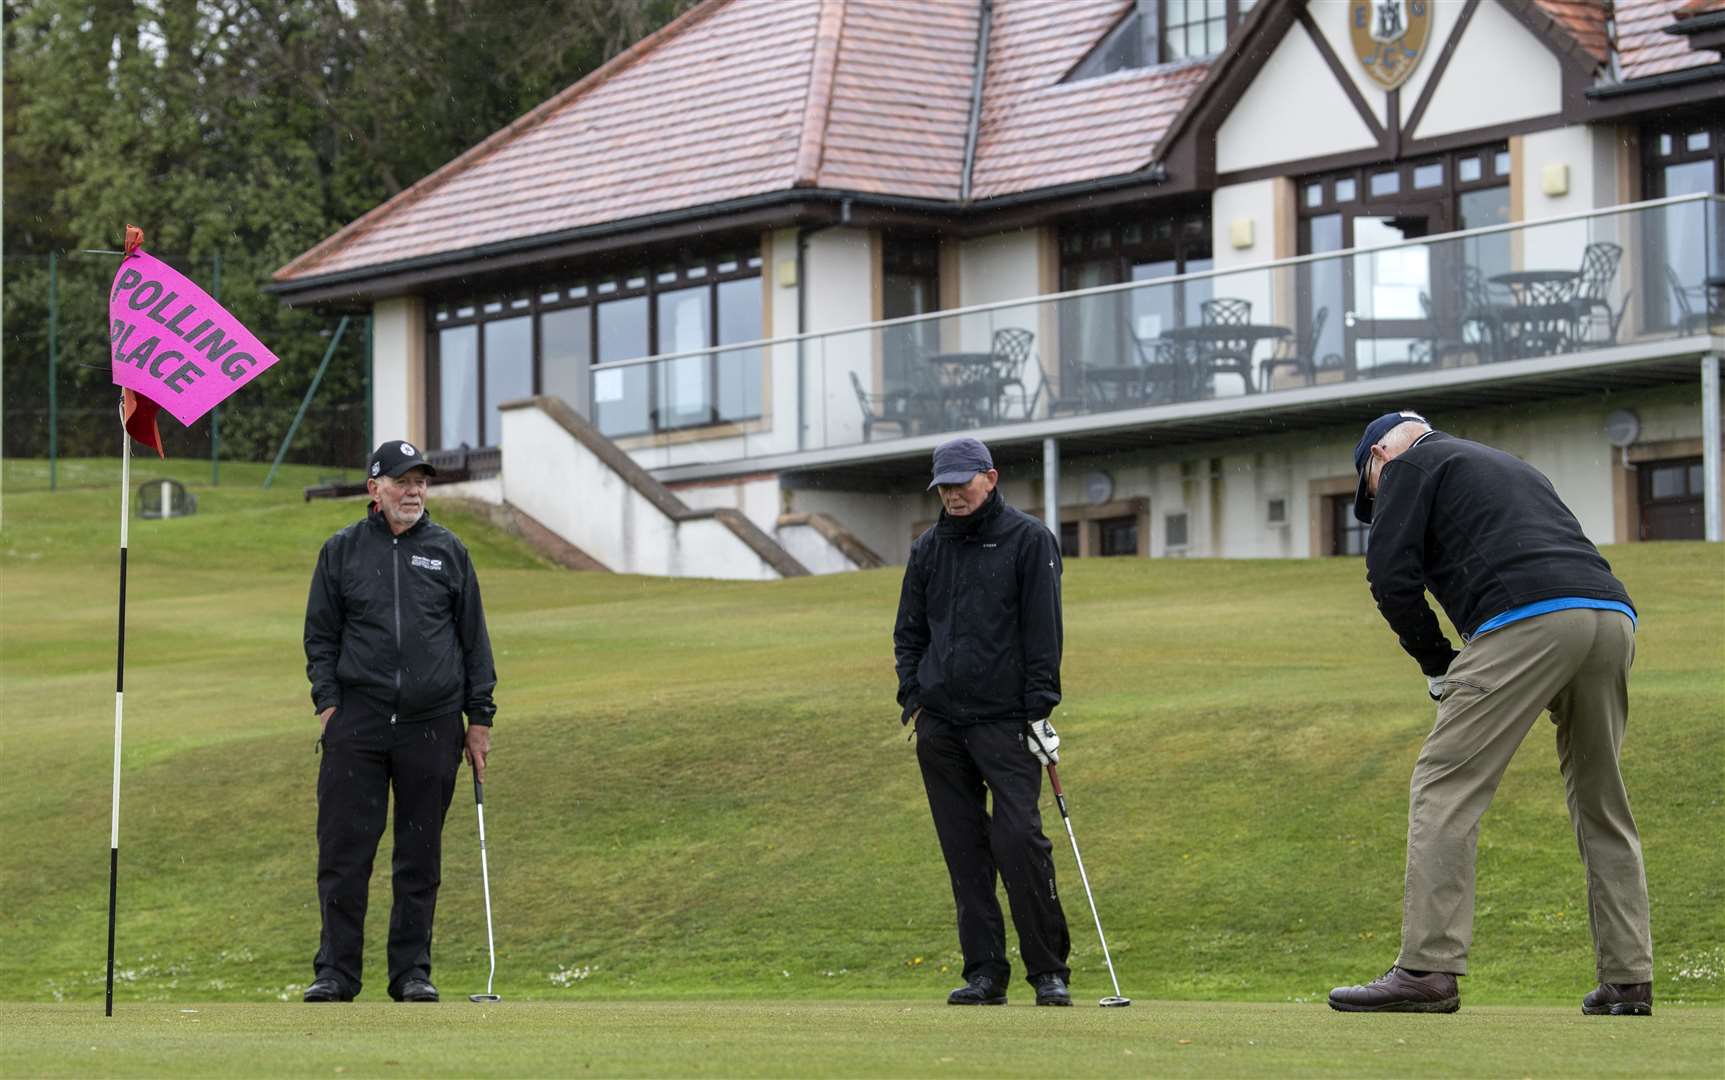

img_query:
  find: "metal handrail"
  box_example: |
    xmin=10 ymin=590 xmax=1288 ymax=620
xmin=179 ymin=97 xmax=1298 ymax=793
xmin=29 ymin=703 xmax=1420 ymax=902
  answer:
xmin=587 ymin=192 xmax=1721 ymax=373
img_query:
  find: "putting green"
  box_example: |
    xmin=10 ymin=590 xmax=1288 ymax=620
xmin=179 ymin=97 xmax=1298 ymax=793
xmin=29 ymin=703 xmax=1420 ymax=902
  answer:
xmin=3 ymin=1000 xmax=1721 ymax=1077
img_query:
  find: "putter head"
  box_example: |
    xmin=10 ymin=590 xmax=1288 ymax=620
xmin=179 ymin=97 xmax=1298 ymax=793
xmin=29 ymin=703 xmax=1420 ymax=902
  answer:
xmin=468 ymin=993 xmax=502 ymax=1003
xmin=1099 ymin=995 xmax=1132 ymax=1008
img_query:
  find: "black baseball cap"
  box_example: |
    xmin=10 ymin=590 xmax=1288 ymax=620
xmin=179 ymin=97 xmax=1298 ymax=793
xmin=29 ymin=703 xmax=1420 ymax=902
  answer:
xmin=1352 ymin=411 xmax=1426 ymax=524
xmin=928 ymin=436 xmax=994 ymax=490
xmin=369 ymin=440 xmax=436 ymax=479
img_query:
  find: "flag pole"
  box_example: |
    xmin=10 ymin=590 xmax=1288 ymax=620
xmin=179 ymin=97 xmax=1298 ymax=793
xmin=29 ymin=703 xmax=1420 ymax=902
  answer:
xmin=106 ymin=399 xmax=131 ymax=1017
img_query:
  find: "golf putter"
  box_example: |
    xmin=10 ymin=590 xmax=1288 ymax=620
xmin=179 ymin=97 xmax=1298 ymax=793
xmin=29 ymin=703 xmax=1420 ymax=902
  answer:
xmin=1046 ymin=763 xmax=1131 ymax=1007
xmin=469 ymin=774 xmax=502 ymax=1003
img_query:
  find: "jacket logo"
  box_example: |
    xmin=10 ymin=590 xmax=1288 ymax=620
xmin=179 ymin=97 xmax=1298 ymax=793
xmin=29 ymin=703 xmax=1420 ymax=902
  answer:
xmin=983 ymin=543 xmax=998 ymax=548
xmin=410 ymin=555 xmax=443 ymax=571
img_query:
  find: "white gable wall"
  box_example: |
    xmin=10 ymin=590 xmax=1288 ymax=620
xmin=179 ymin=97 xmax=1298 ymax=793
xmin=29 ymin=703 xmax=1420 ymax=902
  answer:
xmin=1413 ymin=0 xmax=1563 ymax=140
xmin=1304 ymin=0 xmax=1397 ymax=131
xmin=1217 ymin=18 xmax=1379 ymax=175
xmin=1395 ymin=0 xmax=1461 ymax=129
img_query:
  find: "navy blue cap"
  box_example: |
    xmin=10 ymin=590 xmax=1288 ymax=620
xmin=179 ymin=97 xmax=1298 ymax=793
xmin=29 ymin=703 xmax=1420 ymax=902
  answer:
xmin=928 ymin=436 xmax=994 ymax=490
xmin=369 ymin=440 xmax=436 ymax=479
xmin=1352 ymin=411 xmax=1426 ymax=524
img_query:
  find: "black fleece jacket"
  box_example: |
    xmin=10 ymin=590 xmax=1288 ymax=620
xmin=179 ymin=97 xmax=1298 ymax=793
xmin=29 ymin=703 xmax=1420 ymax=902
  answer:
xmin=893 ymin=489 xmax=1063 ymax=725
xmin=1366 ymin=431 xmax=1633 ymax=676
xmin=305 ymin=507 xmax=498 ymax=724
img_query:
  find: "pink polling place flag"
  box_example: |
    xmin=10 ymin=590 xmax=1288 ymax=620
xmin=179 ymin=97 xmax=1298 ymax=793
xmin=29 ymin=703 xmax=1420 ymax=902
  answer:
xmin=108 ymin=248 xmax=281 ymax=428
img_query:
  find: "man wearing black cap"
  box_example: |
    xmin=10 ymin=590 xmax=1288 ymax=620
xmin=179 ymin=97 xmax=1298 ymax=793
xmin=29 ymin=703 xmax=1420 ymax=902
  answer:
xmin=893 ymin=436 xmax=1072 ymax=1007
xmin=301 ymin=440 xmax=497 ymax=1004
xmin=1329 ymin=413 xmax=1651 ymax=1016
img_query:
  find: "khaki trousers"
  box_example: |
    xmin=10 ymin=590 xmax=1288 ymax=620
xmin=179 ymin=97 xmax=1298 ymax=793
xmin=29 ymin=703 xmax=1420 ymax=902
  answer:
xmin=1397 ymin=608 xmax=1652 ymax=982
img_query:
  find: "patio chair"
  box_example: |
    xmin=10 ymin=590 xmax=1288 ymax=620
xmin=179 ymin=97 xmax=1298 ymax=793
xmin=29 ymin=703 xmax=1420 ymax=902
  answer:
xmin=1665 ymin=263 xmax=1717 ymax=335
xmin=1197 ymin=297 xmax=1257 ymax=394
xmin=848 ymin=370 xmax=917 ymax=442
xmin=990 ymin=327 xmax=1037 ymax=418
xmin=1572 ymin=242 xmax=1629 ymax=346
xmin=1259 ymin=306 xmax=1335 ymax=388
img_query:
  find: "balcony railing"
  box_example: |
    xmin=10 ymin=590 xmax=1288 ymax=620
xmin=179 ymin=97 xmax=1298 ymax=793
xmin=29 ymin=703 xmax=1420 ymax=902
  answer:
xmin=587 ymin=194 xmax=1723 ymax=466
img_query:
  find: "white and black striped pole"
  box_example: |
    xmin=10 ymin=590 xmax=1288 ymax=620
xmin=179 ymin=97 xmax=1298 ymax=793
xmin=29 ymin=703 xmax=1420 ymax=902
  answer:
xmin=105 ymin=399 xmax=131 ymax=1017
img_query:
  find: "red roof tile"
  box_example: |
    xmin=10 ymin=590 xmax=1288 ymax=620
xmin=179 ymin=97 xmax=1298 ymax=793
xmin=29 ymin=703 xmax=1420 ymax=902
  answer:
xmin=1616 ymin=0 xmax=1722 ymax=79
xmin=1531 ymin=1 xmax=1611 ymax=63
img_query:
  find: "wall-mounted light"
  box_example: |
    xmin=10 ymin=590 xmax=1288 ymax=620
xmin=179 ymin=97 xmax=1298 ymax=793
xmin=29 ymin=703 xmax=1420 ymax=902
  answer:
xmin=1541 ymin=163 xmax=1570 ymax=197
xmin=1229 ymin=218 xmax=1255 ymax=250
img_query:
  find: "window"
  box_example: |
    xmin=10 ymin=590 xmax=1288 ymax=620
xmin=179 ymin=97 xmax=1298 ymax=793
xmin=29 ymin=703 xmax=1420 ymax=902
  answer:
xmin=1066 ymin=0 xmax=1258 ymax=81
xmin=882 ymin=236 xmax=942 ymax=396
xmin=1059 ymin=520 xmax=1080 ymax=559
xmin=1266 ymin=497 xmax=1287 ymax=525
xmin=1328 ymin=495 xmax=1369 ymax=556
xmin=1164 ymin=511 xmax=1189 ymax=550
xmin=1643 ymin=117 xmax=1723 ymax=331
xmin=1638 ymin=457 xmax=1705 ymax=541
xmin=1059 ymin=210 xmax=1213 ymax=381
xmin=1297 ymin=144 xmax=1509 ymax=376
xmin=1098 ymin=515 xmax=1140 ymax=556
xmin=428 ymin=248 xmax=764 ymax=446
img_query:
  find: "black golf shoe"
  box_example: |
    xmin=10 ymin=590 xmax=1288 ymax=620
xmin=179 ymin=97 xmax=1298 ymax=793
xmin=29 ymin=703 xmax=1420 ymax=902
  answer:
xmin=303 ymin=977 xmax=351 ymax=1003
xmin=1583 ymin=982 xmax=1652 ymax=1016
xmin=395 ymin=977 xmax=439 ymax=1003
xmin=1328 ymin=967 xmax=1460 ymax=1013
xmin=1032 ymin=974 xmax=1073 ymax=1006
xmin=946 ymin=976 xmax=1007 ymax=1005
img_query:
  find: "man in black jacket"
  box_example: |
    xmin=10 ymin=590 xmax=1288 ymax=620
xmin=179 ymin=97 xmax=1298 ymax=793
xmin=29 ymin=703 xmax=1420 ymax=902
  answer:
xmin=1329 ymin=412 xmax=1652 ymax=1016
xmin=894 ymin=437 xmax=1072 ymax=1007
xmin=302 ymin=440 xmax=497 ymax=1004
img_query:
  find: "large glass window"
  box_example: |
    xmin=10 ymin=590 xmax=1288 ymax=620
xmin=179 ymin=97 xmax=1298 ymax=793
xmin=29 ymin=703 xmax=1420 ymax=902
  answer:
xmin=1298 ymin=144 xmax=1509 ymax=377
xmin=1058 ymin=210 xmax=1212 ymax=396
xmin=481 ymin=316 xmax=532 ymax=446
xmin=1644 ymin=117 xmax=1723 ymax=331
xmin=428 ymin=247 xmax=764 ymax=446
xmin=437 ymin=325 xmax=479 ymax=450
xmin=881 ymin=236 xmax=942 ymax=398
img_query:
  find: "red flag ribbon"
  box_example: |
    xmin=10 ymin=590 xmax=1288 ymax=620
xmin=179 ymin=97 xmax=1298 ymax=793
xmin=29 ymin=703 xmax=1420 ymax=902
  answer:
xmin=117 ymin=225 xmax=165 ymax=457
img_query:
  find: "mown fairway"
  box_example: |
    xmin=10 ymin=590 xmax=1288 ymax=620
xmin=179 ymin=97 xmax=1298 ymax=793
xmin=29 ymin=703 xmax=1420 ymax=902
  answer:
xmin=3 ymin=1001 xmax=1722 ymax=1078
xmin=2 ymin=458 xmax=1722 ymax=1035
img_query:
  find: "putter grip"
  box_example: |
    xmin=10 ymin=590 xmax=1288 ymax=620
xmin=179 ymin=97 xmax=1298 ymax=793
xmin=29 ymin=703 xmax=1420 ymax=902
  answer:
xmin=473 ymin=776 xmax=484 ymax=805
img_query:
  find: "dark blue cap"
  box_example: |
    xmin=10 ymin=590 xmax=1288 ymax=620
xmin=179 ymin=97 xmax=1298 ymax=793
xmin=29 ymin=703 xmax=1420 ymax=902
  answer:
xmin=1352 ymin=411 xmax=1426 ymax=524
xmin=928 ymin=436 xmax=994 ymax=490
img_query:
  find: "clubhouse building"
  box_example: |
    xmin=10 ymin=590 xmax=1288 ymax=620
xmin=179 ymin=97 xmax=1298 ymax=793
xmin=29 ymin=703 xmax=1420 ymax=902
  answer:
xmin=274 ymin=0 xmax=1725 ymax=576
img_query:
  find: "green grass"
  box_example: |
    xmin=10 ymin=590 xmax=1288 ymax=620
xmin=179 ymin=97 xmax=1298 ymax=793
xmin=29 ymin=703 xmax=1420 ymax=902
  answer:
xmin=1 ymin=457 xmax=1722 ymax=1026
xmin=2 ymin=1001 xmax=1721 ymax=1078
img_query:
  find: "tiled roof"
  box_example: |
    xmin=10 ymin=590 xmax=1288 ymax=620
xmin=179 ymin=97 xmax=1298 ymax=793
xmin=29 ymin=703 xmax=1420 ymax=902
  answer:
xmin=812 ymin=0 xmax=980 ymax=199
xmin=1530 ymin=1 xmax=1611 ymax=63
xmin=277 ymin=0 xmax=1718 ymax=286
xmin=277 ymin=0 xmax=1209 ymax=284
xmin=970 ymin=0 xmax=1206 ymax=199
xmin=1615 ymin=0 xmax=1722 ymax=79
xmin=277 ymin=0 xmax=816 ymax=282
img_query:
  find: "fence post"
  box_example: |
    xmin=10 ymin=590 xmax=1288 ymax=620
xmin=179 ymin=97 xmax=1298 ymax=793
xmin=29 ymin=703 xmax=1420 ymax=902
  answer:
xmin=209 ymin=253 xmax=222 ymax=485
xmin=48 ymin=251 xmax=59 ymax=492
xmin=264 ymin=316 xmax=351 ymax=490
xmin=365 ymin=314 xmax=374 ymax=455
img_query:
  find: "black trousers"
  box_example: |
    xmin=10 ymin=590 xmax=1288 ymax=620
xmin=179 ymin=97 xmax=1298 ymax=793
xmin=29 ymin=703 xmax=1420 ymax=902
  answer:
xmin=916 ymin=712 xmax=1071 ymax=988
xmin=314 ymin=705 xmax=465 ymax=999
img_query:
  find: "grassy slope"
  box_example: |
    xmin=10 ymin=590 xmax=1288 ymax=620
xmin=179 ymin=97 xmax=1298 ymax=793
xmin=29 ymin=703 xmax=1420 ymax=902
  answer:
xmin=3 ymin=1002 xmax=1723 ymax=1079
xmin=1 ymin=459 xmax=1721 ymax=1010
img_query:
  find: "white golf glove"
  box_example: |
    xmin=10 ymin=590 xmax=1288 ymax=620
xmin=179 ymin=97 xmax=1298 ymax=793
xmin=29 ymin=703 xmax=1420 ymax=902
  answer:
xmin=1025 ymin=718 xmax=1060 ymax=765
xmin=1427 ymin=675 xmax=1446 ymax=701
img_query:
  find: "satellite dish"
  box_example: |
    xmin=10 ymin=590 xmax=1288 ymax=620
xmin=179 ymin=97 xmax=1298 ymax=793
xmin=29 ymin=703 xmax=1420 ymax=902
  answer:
xmin=1605 ymin=409 xmax=1640 ymax=449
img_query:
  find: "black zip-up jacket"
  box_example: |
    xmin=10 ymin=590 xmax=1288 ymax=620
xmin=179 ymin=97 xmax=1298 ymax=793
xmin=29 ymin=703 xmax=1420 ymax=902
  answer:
xmin=305 ymin=506 xmax=497 ymax=725
xmin=1367 ymin=431 xmax=1634 ymax=676
xmin=893 ymin=489 xmax=1063 ymax=725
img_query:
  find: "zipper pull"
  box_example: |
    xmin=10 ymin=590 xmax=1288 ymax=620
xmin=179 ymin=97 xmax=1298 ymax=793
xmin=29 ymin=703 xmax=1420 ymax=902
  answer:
xmin=390 ymin=713 xmax=397 ymax=726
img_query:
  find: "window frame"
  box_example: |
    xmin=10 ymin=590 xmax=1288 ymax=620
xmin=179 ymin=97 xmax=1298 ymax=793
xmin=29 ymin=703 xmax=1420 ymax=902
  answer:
xmin=425 ymin=249 xmax=764 ymax=447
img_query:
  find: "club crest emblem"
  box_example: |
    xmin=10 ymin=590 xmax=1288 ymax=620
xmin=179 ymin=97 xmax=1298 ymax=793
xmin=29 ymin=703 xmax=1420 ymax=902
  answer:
xmin=1350 ymin=0 xmax=1432 ymax=91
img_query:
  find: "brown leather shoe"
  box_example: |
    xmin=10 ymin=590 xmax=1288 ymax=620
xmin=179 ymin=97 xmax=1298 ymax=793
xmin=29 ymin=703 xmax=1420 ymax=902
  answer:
xmin=1582 ymin=982 xmax=1652 ymax=1016
xmin=1329 ymin=967 xmax=1460 ymax=1013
